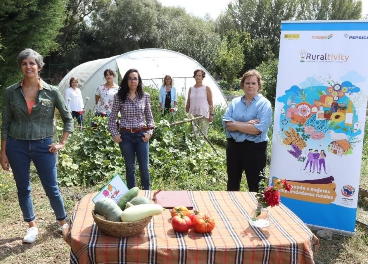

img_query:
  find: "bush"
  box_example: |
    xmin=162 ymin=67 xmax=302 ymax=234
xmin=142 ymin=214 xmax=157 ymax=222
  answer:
xmin=57 ymin=115 xmax=125 ymax=187
xmin=256 ymin=58 xmax=278 ymax=106
xmin=57 ymin=87 xmax=229 ymax=190
xmin=218 ymin=80 xmax=241 ymax=91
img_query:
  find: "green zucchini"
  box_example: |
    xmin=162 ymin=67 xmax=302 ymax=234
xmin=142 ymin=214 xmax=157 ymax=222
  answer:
xmin=120 ymin=204 xmax=163 ymax=222
xmin=129 ymin=196 xmax=151 ymax=205
xmin=94 ymin=198 xmax=123 ymax=222
xmin=117 ymin=187 xmax=140 ymax=210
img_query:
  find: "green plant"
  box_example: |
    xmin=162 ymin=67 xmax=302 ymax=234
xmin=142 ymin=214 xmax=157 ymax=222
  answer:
xmin=149 ymin=121 xmax=227 ymax=191
xmin=218 ymin=80 xmax=241 ymax=91
xmin=57 ymin=116 xmax=125 ymax=187
xmin=57 ymin=87 xmax=229 ymax=190
xmin=256 ymin=59 xmax=278 ymax=106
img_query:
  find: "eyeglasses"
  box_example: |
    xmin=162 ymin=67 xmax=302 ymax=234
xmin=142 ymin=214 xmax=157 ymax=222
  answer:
xmin=128 ymin=77 xmax=138 ymax=82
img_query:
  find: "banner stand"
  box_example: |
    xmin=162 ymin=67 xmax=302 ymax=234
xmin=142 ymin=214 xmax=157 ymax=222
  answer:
xmin=270 ymin=20 xmax=368 ymax=234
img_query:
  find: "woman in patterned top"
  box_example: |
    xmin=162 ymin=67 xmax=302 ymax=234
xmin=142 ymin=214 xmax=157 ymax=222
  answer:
xmin=108 ymin=69 xmax=155 ymax=190
xmin=95 ymin=68 xmax=119 ymax=117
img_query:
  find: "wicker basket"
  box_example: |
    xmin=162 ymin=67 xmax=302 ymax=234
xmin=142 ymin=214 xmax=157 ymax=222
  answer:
xmin=92 ymin=210 xmax=152 ymax=237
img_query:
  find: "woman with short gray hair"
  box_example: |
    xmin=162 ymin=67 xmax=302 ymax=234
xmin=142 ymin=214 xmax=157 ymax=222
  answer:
xmin=1 ymin=48 xmax=74 ymax=243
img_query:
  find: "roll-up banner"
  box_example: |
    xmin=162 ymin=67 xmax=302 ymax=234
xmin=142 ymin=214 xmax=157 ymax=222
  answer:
xmin=270 ymin=21 xmax=368 ymax=233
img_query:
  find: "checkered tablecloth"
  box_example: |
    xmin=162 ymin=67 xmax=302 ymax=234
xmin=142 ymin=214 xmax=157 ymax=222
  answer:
xmin=66 ymin=191 xmax=318 ymax=264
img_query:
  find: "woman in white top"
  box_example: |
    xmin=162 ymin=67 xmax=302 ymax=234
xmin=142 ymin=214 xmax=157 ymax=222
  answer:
xmin=65 ymin=77 xmax=84 ymax=125
xmin=185 ymin=69 xmax=213 ymax=138
xmin=159 ymin=75 xmax=177 ymax=115
xmin=95 ymin=69 xmax=119 ymax=117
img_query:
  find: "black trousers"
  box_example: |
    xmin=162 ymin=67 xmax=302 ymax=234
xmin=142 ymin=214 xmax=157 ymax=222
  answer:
xmin=71 ymin=111 xmax=83 ymax=125
xmin=226 ymin=138 xmax=267 ymax=192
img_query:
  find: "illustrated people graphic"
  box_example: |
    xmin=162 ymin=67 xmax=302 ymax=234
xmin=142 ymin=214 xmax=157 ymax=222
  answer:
xmin=318 ymin=150 xmax=327 ymax=174
xmin=312 ymin=149 xmax=319 ymax=173
xmin=303 ymin=149 xmax=314 ymax=172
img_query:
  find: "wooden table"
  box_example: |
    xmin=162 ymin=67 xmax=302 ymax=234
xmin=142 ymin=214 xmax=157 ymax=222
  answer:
xmin=66 ymin=191 xmax=318 ymax=264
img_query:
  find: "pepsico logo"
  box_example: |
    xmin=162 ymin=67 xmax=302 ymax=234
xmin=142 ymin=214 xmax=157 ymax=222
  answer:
xmin=341 ymin=185 xmax=355 ymax=197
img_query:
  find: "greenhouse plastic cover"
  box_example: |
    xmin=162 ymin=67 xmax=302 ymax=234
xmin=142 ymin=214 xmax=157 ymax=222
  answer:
xmin=58 ymin=48 xmax=227 ymax=112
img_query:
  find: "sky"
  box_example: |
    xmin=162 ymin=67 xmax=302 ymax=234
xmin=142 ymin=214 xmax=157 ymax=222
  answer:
xmin=158 ymin=0 xmax=231 ymax=19
xmin=158 ymin=0 xmax=368 ymax=19
xmin=362 ymin=1 xmax=367 ymax=15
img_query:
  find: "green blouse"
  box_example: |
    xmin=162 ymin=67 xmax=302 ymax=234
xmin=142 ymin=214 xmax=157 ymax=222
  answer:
xmin=1 ymin=79 xmax=74 ymax=140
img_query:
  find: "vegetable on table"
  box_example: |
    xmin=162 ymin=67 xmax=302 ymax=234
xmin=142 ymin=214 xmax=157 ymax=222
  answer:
xmin=171 ymin=215 xmax=192 ymax=233
xmin=170 ymin=206 xmax=189 ymax=218
xmin=129 ymin=196 xmax=151 ymax=205
xmin=192 ymin=214 xmax=215 ymax=233
xmin=117 ymin=187 xmax=140 ymax=210
xmin=94 ymin=198 xmax=123 ymax=222
xmin=120 ymin=204 xmax=163 ymax=222
xmin=188 ymin=210 xmax=202 ymax=222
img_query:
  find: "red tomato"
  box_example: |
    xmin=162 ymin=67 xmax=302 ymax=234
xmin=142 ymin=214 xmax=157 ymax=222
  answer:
xmin=188 ymin=210 xmax=202 ymax=222
xmin=192 ymin=214 xmax=215 ymax=233
xmin=170 ymin=206 xmax=189 ymax=218
xmin=171 ymin=215 xmax=192 ymax=232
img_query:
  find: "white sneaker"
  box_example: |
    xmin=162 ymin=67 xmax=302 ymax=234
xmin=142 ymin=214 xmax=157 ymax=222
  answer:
xmin=23 ymin=227 xmax=38 ymax=244
xmin=61 ymin=223 xmax=69 ymax=234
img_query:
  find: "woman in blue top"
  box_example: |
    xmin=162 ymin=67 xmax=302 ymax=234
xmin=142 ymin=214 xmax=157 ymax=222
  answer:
xmin=158 ymin=75 xmax=177 ymax=115
xmin=223 ymin=69 xmax=272 ymax=192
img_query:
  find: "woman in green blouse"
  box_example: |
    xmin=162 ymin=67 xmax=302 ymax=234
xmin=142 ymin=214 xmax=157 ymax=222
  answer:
xmin=0 ymin=49 xmax=74 ymax=244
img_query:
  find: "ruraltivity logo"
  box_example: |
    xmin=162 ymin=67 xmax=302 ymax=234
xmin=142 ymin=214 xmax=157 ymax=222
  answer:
xmin=312 ymin=34 xmax=333 ymax=39
xmin=299 ymin=50 xmax=349 ymax=63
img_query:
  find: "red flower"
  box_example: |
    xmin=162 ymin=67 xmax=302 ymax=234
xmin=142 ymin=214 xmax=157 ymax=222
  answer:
xmin=280 ymin=179 xmax=292 ymax=192
xmin=264 ymin=187 xmax=280 ymax=207
xmin=256 ymin=172 xmax=293 ymax=209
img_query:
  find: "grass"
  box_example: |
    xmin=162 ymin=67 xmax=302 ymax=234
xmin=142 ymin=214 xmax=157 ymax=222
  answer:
xmin=1 ymin=159 xmax=368 ymax=263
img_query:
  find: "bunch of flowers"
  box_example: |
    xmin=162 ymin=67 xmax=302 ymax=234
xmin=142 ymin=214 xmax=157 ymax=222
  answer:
xmin=255 ymin=172 xmax=292 ymax=209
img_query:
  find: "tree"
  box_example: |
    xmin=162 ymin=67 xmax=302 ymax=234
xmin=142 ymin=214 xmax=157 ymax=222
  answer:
xmin=223 ymin=0 xmax=299 ymax=55
xmin=49 ymin=0 xmax=221 ymax=75
xmin=256 ymin=58 xmax=279 ymax=106
xmin=47 ymin=0 xmax=109 ymax=69
xmin=216 ymin=31 xmax=244 ymax=89
xmin=218 ymin=0 xmax=362 ymax=56
xmin=241 ymin=34 xmax=275 ymax=73
xmin=296 ymin=0 xmax=362 ymax=20
xmin=0 ymin=0 xmax=65 ymax=89
xmin=83 ymin=0 xmax=161 ymax=60
xmin=58 ymin=0 xmax=109 ymax=49
xmin=156 ymin=6 xmax=221 ymax=73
